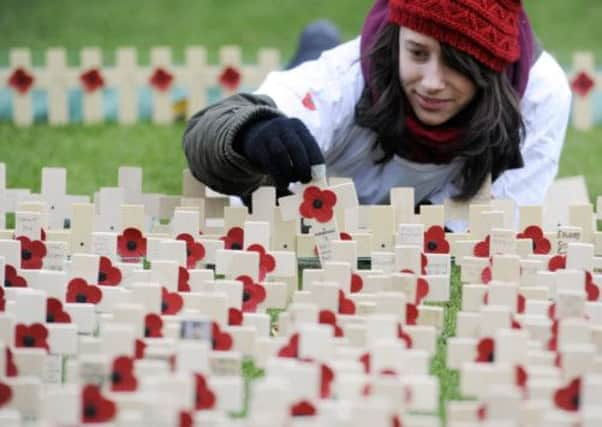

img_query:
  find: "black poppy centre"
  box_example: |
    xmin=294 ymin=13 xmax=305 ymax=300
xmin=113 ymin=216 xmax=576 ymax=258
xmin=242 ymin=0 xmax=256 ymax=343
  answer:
xmin=126 ymin=240 xmax=137 ymax=251
xmin=22 ymin=335 xmax=36 ymax=347
xmin=427 ymin=240 xmax=438 ymax=251
xmin=98 ymin=271 xmax=107 ymax=283
xmin=21 ymin=249 xmax=32 ymax=260
xmin=312 ymin=199 xmax=323 ymax=209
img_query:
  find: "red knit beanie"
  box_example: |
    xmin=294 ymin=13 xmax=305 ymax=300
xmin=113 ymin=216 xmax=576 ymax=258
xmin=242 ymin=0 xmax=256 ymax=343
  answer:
xmin=389 ymin=0 xmax=522 ymax=72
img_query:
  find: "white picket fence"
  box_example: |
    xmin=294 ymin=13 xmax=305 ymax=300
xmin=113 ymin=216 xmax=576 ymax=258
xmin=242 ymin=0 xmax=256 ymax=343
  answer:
xmin=0 ymin=47 xmax=600 ymax=129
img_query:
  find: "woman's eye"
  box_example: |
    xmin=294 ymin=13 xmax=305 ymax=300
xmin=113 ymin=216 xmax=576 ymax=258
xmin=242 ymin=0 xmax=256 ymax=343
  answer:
xmin=409 ymin=49 xmax=427 ymax=59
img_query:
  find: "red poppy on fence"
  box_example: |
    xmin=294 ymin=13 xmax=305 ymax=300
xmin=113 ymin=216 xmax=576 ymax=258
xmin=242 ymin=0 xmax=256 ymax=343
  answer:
xmin=8 ymin=67 xmax=34 ymax=94
xmin=423 ymin=225 xmax=449 ymax=254
xmin=46 ymin=297 xmax=71 ymax=323
xmin=178 ymin=266 xmax=191 ymax=292
xmin=176 ymin=233 xmax=206 ymax=268
xmin=218 ymin=66 xmax=241 ymax=91
xmin=475 ymin=337 xmax=495 ymax=363
xmin=247 ymin=244 xmax=275 ymax=281
xmin=80 ymin=68 xmax=105 ymax=93
xmin=81 ymin=384 xmax=116 ymax=423
xmin=299 ymin=186 xmax=337 ymax=223
xmin=338 ymin=290 xmax=355 ymax=315
xmin=117 ymin=227 xmax=147 ymax=261
xmin=144 ymin=313 xmax=163 ymax=338
xmin=318 ymin=310 xmax=343 ymax=337
xmin=291 ymin=400 xmax=316 ymax=416
xmin=161 ymin=287 xmax=183 ymax=315
xmin=16 ymin=236 xmax=46 ymax=269
xmin=554 ymin=377 xmax=581 ymax=412
xmin=473 ymin=235 xmax=490 ymax=258
xmin=516 ymin=225 xmax=551 ymax=254
xmin=571 ymin=72 xmax=595 ymax=97
xmin=5 ymin=348 xmax=17 ymax=377
xmin=149 ymin=67 xmax=174 ymax=92
xmin=66 ymin=278 xmax=102 ymax=304
xmin=97 ymin=256 xmax=122 ymax=286
xmin=194 ymin=373 xmax=216 ymax=410
xmin=237 ymin=275 xmax=266 ymax=312
xmin=0 ymin=382 xmax=12 ymax=408
xmin=15 ymin=323 xmax=49 ymax=351
xmin=110 ymin=356 xmax=138 ymax=392
xmin=211 ymin=322 xmax=233 ymax=351
xmin=278 ymin=333 xmax=299 ymax=358
xmin=4 ymin=265 xmax=27 ymax=287
xmin=228 ymin=308 xmax=243 ymax=326
xmin=221 ymin=226 xmax=244 ymax=250
xmin=548 ymin=254 xmax=566 ymax=272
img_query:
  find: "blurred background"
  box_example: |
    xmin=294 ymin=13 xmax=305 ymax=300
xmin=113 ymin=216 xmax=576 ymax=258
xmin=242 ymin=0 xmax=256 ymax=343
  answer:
xmin=0 ymin=0 xmax=601 ymax=198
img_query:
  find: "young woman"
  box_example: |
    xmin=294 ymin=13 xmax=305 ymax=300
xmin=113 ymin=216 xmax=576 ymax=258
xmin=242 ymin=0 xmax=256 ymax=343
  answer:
xmin=182 ymin=0 xmax=571 ymax=231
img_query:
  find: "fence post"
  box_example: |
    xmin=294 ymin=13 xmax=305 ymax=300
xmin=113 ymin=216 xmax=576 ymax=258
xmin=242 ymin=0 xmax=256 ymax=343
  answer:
xmin=184 ymin=46 xmax=208 ymax=119
xmin=45 ymin=48 xmax=70 ymax=125
xmin=81 ymin=47 xmax=104 ymax=124
xmin=9 ymin=48 xmax=34 ymax=126
xmin=115 ymin=47 xmax=139 ymax=125
xmin=571 ymin=51 xmax=595 ymax=131
xmin=149 ymin=46 xmax=174 ymax=125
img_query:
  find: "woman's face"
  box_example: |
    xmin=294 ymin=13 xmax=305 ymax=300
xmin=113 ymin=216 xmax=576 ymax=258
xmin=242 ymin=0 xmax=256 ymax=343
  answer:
xmin=399 ymin=27 xmax=477 ymax=126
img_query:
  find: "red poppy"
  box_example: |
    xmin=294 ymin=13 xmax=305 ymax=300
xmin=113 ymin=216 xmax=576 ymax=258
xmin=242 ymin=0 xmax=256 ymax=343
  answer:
xmin=359 ymin=353 xmax=371 ymax=374
xmin=481 ymin=266 xmax=492 ymax=284
xmin=81 ymin=384 xmax=116 ymax=423
xmin=397 ymin=324 xmax=413 ymax=348
xmin=228 ymin=308 xmax=243 ymax=326
xmin=16 ymin=236 xmax=46 ymax=269
xmin=415 ymin=277 xmax=429 ymax=305
xmin=299 ymin=186 xmax=337 ymax=223
xmin=179 ymin=411 xmax=193 ymax=427
xmin=515 ymin=293 xmax=526 ymax=314
xmin=515 ymin=365 xmax=528 ymax=390
xmin=516 ymin=225 xmax=551 ymax=254
xmin=161 ymin=287 xmax=183 ymax=315
xmin=211 ymin=322 xmax=232 ymax=351
xmin=5 ymin=348 xmax=18 ymax=377
xmin=15 ymin=322 xmax=49 ymax=351
xmin=221 ymin=226 xmax=244 ymax=250
xmin=144 ymin=313 xmax=163 ymax=338
xmin=194 ymin=373 xmax=216 ymax=410
xmin=392 ymin=415 xmax=402 ymax=427
xmin=134 ymin=339 xmax=146 ymax=359
xmin=554 ymin=378 xmax=581 ymax=412
xmin=176 ymin=233 xmax=206 ymax=269
xmin=0 ymin=382 xmax=12 ymax=408
xmin=110 ymin=356 xmax=137 ymax=392
xmin=406 ymin=303 xmax=419 ymax=325
xmin=178 ymin=266 xmax=191 ymax=292
xmin=278 ymin=333 xmax=299 ymax=358
xmin=350 ymin=273 xmax=363 ymax=293
xmin=117 ymin=228 xmax=147 ymax=261
xmin=97 ymin=256 xmax=122 ymax=286
xmin=511 ymin=318 xmax=522 ymax=330
xmin=338 ymin=290 xmax=356 ymax=315
xmin=291 ymin=400 xmax=317 ymax=416
xmin=473 ymin=235 xmax=490 ymax=258
xmin=237 ymin=275 xmax=266 ymax=312
xmin=8 ymin=67 xmax=34 ymax=94
xmin=585 ymin=272 xmax=600 ymax=301
xmin=0 ymin=287 xmax=4 ymax=312
xmin=66 ymin=278 xmax=103 ymax=304
xmin=218 ymin=66 xmax=241 ymax=92
xmin=80 ymin=68 xmax=105 ymax=93
xmin=548 ymin=255 xmax=566 ymax=272
xmin=423 ymin=225 xmax=449 ymax=254
xmin=477 ymin=405 xmax=487 ymax=421
xmin=571 ymin=72 xmax=595 ymax=97
xmin=318 ymin=310 xmax=343 ymax=337
xmin=548 ymin=304 xmax=557 ymax=320
xmin=475 ymin=337 xmax=495 ymax=363
xmin=4 ymin=264 xmax=27 ymax=287
xmin=149 ymin=67 xmax=174 ymax=92
xmin=46 ymin=297 xmax=71 ymax=323
xmin=247 ymin=244 xmax=275 ymax=281
xmin=320 ymin=364 xmax=334 ymax=399
xmin=301 ymin=92 xmax=316 ymax=111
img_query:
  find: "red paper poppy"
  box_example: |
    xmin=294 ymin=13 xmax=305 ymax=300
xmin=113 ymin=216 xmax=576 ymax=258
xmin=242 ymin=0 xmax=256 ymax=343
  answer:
xmin=320 ymin=364 xmax=334 ymax=399
xmin=338 ymin=290 xmax=356 ymax=315
xmin=278 ymin=333 xmax=299 ymax=358
xmin=415 ymin=277 xmax=429 ymax=305
xmin=477 ymin=405 xmax=487 ymax=421
xmin=16 ymin=236 xmax=46 ymax=269
xmin=548 ymin=303 xmax=557 ymax=320
xmin=571 ymin=71 xmax=595 ymax=97
xmin=97 ymin=256 xmax=122 ymax=286
xmin=66 ymin=278 xmax=103 ymax=304
xmin=359 ymin=353 xmax=371 ymax=374
xmin=194 ymin=373 xmax=216 ymax=410
xmin=8 ymin=67 xmax=34 ymax=94
xmin=218 ymin=66 xmax=241 ymax=92
xmin=134 ymin=339 xmax=146 ymax=359
xmin=481 ymin=266 xmax=492 ymax=284
xmin=299 ymin=186 xmax=337 ymax=223
xmin=475 ymin=337 xmax=495 ymax=363
xmin=247 ymin=244 xmax=276 ymax=281
xmin=512 ymin=318 xmax=522 ymax=330
xmin=149 ymin=67 xmax=174 ymax=92
xmin=179 ymin=411 xmax=193 ymax=427
xmin=423 ymin=225 xmax=449 ymax=254
xmin=516 ymin=225 xmax=551 ymax=254
xmin=5 ymin=347 xmax=17 ymax=377
xmin=554 ymin=377 xmax=581 ymax=412
xmin=0 ymin=287 xmax=4 ymax=312
xmin=0 ymin=382 xmax=12 ymax=408
xmin=4 ymin=264 xmax=27 ymax=287
xmin=350 ymin=273 xmax=363 ymax=293
xmin=397 ymin=324 xmax=413 ymax=348
xmin=144 ymin=313 xmax=163 ymax=338
xmin=111 ymin=356 xmax=138 ymax=392
xmin=80 ymin=68 xmax=105 ymax=93
xmin=220 ymin=226 xmax=244 ymax=250
xmin=15 ymin=322 xmax=49 ymax=351
xmin=473 ymin=235 xmax=490 ymax=258
xmin=228 ymin=307 xmax=243 ymax=326
xmin=517 ymin=294 xmax=526 ymax=314
xmin=237 ymin=275 xmax=266 ymax=312
xmin=291 ymin=400 xmax=317 ymax=416
xmin=211 ymin=322 xmax=232 ymax=351
xmin=117 ymin=227 xmax=147 ymax=261
xmin=406 ymin=303 xmax=419 ymax=325
xmin=302 ymin=92 xmax=316 ymax=111
xmin=178 ymin=266 xmax=191 ymax=292
xmin=318 ymin=310 xmax=343 ymax=337
xmin=176 ymin=233 xmax=206 ymax=269
xmin=161 ymin=287 xmax=183 ymax=315
xmin=585 ymin=272 xmax=600 ymax=301
xmin=339 ymin=232 xmax=352 ymax=240
xmin=81 ymin=384 xmax=116 ymax=423
xmin=392 ymin=415 xmax=402 ymax=427
xmin=548 ymin=255 xmax=566 ymax=272
xmin=46 ymin=297 xmax=71 ymax=323
xmin=515 ymin=365 xmax=528 ymax=390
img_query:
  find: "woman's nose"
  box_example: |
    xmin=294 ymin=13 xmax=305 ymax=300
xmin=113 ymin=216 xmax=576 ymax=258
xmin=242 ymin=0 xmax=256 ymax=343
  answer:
xmin=421 ymin=61 xmax=445 ymax=92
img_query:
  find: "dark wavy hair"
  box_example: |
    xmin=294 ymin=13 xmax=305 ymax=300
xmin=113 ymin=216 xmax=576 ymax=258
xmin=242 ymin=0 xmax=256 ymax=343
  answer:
xmin=355 ymin=23 xmax=525 ymax=201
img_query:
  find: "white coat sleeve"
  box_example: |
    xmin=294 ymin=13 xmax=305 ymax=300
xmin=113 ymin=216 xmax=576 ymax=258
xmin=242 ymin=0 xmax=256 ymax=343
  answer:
xmin=253 ymin=37 xmax=365 ymax=155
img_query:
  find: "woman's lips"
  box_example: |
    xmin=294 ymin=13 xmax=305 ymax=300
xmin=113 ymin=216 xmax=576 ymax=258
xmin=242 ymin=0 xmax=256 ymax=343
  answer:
xmin=415 ymin=93 xmax=450 ymax=111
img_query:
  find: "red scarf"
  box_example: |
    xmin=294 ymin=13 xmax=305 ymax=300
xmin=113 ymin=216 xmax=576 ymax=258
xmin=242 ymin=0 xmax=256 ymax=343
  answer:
xmin=402 ymin=113 xmax=464 ymax=164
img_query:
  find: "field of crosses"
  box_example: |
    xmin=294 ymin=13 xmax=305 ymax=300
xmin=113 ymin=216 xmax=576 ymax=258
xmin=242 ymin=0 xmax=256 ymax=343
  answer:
xmin=1 ymin=162 xmax=602 ymax=427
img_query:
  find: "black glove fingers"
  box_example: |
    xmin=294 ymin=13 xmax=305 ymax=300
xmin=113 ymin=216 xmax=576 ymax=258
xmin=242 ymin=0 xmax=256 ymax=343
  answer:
xmin=289 ymin=118 xmax=325 ymax=167
xmin=280 ymin=127 xmax=312 ymax=184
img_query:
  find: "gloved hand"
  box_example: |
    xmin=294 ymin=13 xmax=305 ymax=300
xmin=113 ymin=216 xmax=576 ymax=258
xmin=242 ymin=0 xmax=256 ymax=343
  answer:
xmin=235 ymin=117 xmax=324 ymax=188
